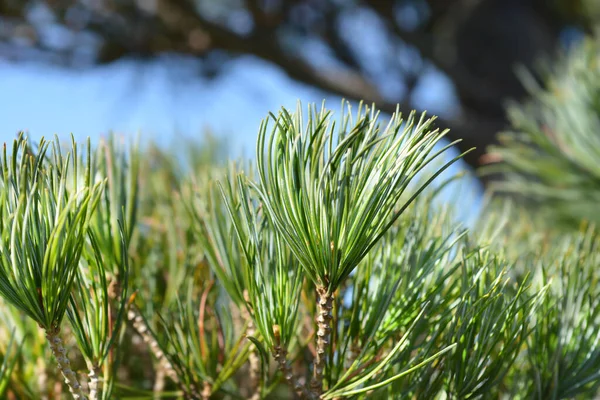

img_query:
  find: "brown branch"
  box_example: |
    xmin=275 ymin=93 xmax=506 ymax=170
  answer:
xmin=198 ymin=280 xmax=214 ymax=360
xmin=363 ymin=0 xmax=503 ymax=113
xmin=127 ymin=302 xmax=191 ymax=395
xmin=1 ymin=0 xmax=525 ymax=171
xmin=272 ymin=325 xmax=312 ymax=400
xmin=242 ymin=291 xmax=261 ymax=400
xmin=310 ymin=286 xmax=334 ymax=397
xmin=45 ymin=325 xmax=87 ymax=400
xmin=155 ymin=1 xmax=491 ymax=167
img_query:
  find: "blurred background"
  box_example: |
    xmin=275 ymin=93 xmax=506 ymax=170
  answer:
xmin=0 ymin=0 xmax=598 ymax=199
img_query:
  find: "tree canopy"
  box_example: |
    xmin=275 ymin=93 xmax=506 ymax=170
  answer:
xmin=1 ymin=0 xmax=598 ymax=172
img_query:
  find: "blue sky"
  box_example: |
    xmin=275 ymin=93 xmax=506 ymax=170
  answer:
xmin=0 ymin=55 xmax=459 ymax=148
xmin=0 ymin=54 xmax=482 ymax=221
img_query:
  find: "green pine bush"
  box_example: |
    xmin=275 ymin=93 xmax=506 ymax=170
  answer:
xmin=0 ymin=37 xmax=600 ymax=400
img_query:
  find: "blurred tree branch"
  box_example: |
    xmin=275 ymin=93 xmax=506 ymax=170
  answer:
xmin=0 ymin=0 xmax=593 ymax=176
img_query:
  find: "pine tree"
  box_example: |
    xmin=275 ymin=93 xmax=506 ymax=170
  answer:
xmin=0 ymin=34 xmax=600 ymax=400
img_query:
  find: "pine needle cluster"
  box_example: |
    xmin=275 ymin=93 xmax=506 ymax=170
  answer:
xmin=0 ymin=36 xmax=600 ymax=400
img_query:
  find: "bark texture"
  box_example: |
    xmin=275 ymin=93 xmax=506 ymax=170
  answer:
xmin=310 ymin=286 xmax=334 ymax=397
xmin=87 ymin=364 xmax=101 ymax=400
xmin=45 ymin=326 xmax=87 ymax=400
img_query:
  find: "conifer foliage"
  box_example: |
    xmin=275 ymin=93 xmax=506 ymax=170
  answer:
xmin=0 ymin=37 xmax=600 ymax=400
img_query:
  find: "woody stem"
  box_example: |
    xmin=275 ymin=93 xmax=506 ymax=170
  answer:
xmin=272 ymin=324 xmax=312 ymax=399
xmin=310 ymin=286 xmax=334 ymax=397
xmin=87 ymin=363 xmax=101 ymax=400
xmin=45 ymin=326 xmax=87 ymax=400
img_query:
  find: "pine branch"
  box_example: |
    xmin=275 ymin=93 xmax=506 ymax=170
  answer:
xmin=45 ymin=326 xmax=87 ymax=400
xmin=273 ymin=326 xmax=312 ymax=400
xmin=241 ymin=296 xmax=261 ymax=400
xmin=86 ymin=364 xmax=101 ymax=400
xmin=127 ymin=305 xmax=179 ymax=385
xmin=310 ymin=286 xmax=334 ymax=396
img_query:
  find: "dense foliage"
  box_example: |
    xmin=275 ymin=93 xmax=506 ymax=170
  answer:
xmin=0 ymin=38 xmax=600 ymax=400
xmin=487 ymin=36 xmax=600 ymax=229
